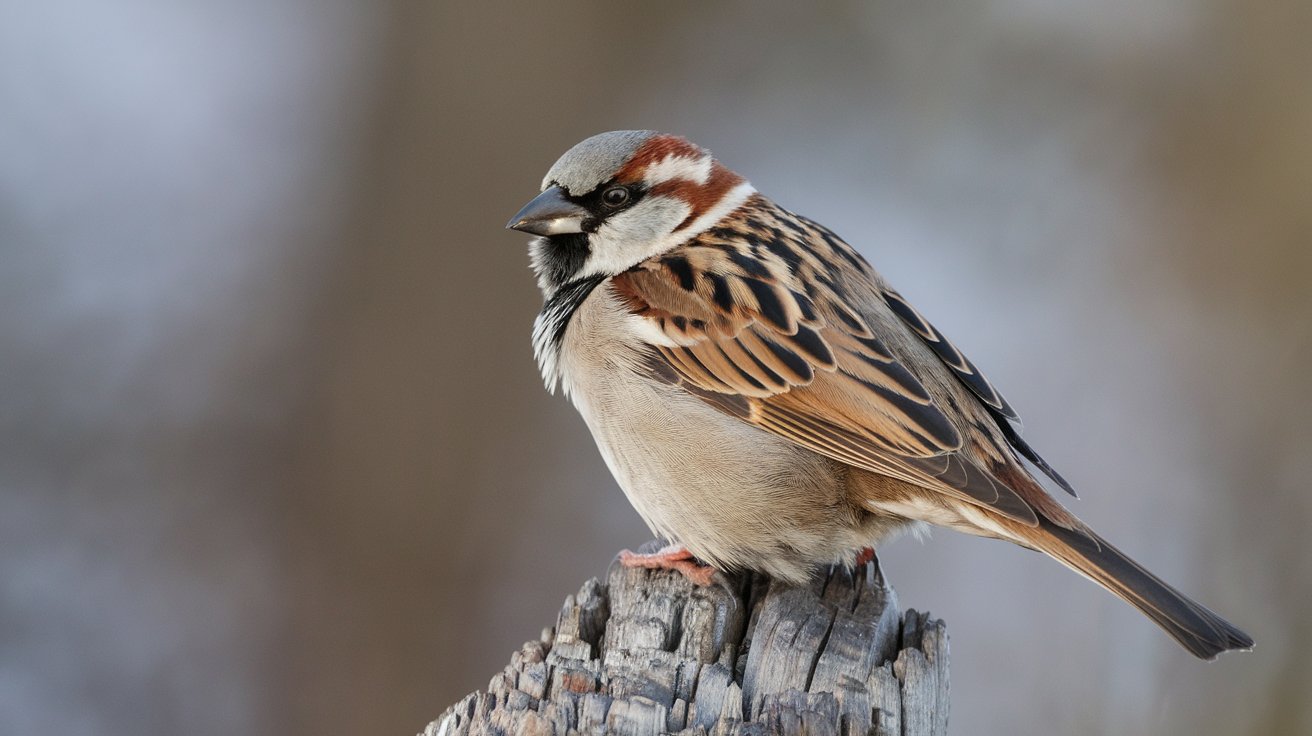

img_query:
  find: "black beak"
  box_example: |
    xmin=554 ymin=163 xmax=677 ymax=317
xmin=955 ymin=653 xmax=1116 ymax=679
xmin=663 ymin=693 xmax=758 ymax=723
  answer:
xmin=506 ymin=186 xmax=590 ymax=236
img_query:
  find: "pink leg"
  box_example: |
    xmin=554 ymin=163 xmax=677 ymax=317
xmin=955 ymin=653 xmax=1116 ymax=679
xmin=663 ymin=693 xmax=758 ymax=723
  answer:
xmin=618 ymin=544 xmax=719 ymax=587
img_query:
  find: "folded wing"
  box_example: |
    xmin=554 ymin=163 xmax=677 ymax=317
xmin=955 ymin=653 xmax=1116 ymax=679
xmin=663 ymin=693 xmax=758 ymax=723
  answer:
xmin=611 ymin=229 xmax=1044 ymax=526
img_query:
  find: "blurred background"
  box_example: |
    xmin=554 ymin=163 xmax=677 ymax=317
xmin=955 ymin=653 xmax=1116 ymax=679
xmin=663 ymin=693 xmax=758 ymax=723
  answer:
xmin=2 ymin=1 xmax=1308 ymax=734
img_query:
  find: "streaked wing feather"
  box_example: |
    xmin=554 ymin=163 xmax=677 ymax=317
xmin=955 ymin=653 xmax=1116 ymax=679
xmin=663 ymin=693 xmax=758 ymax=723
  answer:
xmin=881 ymin=287 xmax=1018 ymax=419
xmin=995 ymin=412 xmax=1078 ymax=498
xmin=614 ymin=207 xmax=1047 ymax=526
xmin=882 ymin=286 xmax=1078 ymax=498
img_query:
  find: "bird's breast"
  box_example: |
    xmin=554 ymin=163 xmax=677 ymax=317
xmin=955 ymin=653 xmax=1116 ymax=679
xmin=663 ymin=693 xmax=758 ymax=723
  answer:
xmin=547 ymin=283 xmax=864 ymax=579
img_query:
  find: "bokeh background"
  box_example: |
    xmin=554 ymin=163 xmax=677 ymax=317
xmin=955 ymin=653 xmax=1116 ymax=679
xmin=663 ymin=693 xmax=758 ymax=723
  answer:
xmin=3 ymin=1 xmax=1309 ymax=734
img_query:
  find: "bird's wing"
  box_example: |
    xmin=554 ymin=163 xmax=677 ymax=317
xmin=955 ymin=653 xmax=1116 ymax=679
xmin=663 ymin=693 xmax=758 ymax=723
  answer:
xmin=610 ymin=201 xmax=1061 ymax=525
xmin=877 ymin=282 xmax=1076 ymax=496
xmin=879 ymin=285 xmax=1019 ymax=420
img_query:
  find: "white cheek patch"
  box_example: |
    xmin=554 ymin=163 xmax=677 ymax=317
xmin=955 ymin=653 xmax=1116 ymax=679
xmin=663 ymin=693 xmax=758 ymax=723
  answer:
xmin=644 ymin=154 xmax=712 ymax=186
xmin=574 ymin=170 xmax=757 ymax=283
xmin=577 ymin=181 xmax=757 ymax=280
xmin=579 ymin=197 xmax=693 ymax=278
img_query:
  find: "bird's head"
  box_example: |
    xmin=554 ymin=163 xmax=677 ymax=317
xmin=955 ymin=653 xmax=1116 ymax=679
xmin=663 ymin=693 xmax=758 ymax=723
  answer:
xmin=508 ymin=131 xmax=755 ymax=295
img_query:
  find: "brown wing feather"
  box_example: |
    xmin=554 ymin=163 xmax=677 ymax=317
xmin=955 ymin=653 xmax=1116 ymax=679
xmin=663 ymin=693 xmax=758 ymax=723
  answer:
xmin=612 ymin=200 xmax=1051 ymax=526
xmin=881 ymin=286 xmax=1078 ymax=498
xmin=881 ymin=287 xmax=1018 ymax=419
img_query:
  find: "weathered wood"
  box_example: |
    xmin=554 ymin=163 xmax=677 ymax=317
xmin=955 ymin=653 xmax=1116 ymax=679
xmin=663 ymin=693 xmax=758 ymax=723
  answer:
xmin=425 ymin=542 xmax=949 ymax=736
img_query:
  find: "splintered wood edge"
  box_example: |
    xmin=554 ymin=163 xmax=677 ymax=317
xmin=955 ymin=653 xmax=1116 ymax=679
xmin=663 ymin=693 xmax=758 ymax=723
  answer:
xmin=424 ymin=546 xmax=949 ymax=736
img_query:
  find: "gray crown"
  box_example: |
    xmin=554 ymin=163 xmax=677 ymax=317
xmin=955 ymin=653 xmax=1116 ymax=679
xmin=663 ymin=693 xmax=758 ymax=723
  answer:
xmin=541 ymin=130 xmax=658 ymax=195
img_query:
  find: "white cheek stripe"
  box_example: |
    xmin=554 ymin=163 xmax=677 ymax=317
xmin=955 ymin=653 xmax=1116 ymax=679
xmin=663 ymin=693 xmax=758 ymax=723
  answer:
xmin=665 ymin=181 xmax=756 ymax=245
xmin=577 ymin=181 xmax=757 ymax=281
xmin=644 ymin=154 xmax=712 ymax=187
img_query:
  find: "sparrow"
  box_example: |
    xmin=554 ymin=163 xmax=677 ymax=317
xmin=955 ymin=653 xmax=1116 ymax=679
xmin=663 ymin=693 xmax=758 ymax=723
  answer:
xmin=507 ymin=130 xmax=1253 ymax=659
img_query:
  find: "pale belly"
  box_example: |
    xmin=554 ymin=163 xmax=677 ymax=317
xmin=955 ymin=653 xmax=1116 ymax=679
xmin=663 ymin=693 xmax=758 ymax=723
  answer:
xmin=555 ymin=286 xmax=882 ymax=580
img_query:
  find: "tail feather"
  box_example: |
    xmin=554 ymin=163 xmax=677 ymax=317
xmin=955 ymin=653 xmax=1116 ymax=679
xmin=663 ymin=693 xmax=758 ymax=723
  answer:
xmin=1036 ymin=520 xmax=1253 ymax=660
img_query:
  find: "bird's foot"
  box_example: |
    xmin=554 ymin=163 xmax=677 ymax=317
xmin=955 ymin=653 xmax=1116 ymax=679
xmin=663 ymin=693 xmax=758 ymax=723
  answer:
xmin=854 ymin=546 xmax=876 ymax=567
xmin=618 ymin=544 xmax=719 ymax=587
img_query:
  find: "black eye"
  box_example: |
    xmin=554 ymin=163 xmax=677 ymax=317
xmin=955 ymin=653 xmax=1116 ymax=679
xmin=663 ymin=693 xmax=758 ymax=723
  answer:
xmin=601 ymin=186 xmax=630 ymax=207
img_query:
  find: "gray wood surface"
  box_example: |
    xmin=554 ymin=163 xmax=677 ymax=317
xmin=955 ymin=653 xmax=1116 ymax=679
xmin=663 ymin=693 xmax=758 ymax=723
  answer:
xmin=424 ymin=543 xmax=949 ymax=735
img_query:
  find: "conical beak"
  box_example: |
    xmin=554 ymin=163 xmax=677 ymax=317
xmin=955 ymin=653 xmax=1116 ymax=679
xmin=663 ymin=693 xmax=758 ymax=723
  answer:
xmin=506 ymin=186 xmax=590 ymax=236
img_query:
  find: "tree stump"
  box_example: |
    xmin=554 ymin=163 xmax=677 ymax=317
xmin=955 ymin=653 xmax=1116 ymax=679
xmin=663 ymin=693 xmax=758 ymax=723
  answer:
xmin=424 ymin=542 xmax=949 ymax=736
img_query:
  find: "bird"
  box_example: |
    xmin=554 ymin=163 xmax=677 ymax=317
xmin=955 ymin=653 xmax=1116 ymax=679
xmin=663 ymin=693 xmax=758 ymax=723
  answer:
xmin=506 ymin=130 xmax=1253 ymax=660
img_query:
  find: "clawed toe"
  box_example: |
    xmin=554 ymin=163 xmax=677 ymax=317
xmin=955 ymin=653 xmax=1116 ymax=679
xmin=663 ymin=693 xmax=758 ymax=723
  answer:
xmin=618 ymin=544 xmax=720 ymax=587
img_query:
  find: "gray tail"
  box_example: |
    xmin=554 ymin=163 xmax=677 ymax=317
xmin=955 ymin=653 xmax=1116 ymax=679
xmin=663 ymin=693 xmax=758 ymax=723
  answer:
xmin=1037 ymin=520 xmax=1253 ymax=659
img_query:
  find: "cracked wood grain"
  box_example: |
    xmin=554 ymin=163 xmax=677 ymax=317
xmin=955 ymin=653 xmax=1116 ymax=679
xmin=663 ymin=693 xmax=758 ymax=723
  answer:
xmin=424 ymin=542 xmax=949 ymax=736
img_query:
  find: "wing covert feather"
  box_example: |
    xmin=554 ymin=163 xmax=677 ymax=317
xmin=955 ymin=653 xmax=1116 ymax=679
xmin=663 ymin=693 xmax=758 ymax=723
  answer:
xmin=610 ymin=203 xmax=1047 ymax=525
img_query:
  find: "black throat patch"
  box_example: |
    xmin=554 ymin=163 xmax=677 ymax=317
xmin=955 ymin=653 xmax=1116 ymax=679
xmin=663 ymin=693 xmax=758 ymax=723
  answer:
xmin=540 ymin=274 xmax=606 ymax=345
xmin=532 ymin=273 xmax=608 ymax=391
xmin=536 ymin=232 xmax=591 ymax=292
